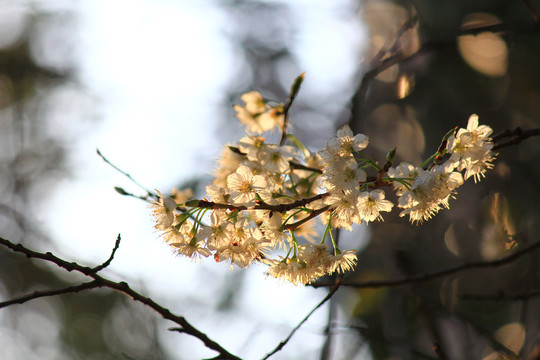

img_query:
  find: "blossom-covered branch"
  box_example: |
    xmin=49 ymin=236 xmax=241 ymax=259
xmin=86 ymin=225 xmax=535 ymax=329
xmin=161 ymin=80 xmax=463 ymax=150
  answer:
xmin=150 ymin=75 xmax=499 ymax=286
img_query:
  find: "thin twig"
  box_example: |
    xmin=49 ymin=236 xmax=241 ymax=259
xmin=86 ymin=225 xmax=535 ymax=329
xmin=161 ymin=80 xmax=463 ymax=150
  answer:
xmin=521 ymin=0 xmax=540 ymax=23
xmin=284 ymin=205 xmax=330 ymax=231
xmin=356 ymin=21 xmax=536 ymax=113
xmin=97 ymin=149 xmax=157 ymax=200
xmin=312 ymin=239 xmax=540 ymax=288
xmin=462 ymin=289 xmax=540 ymax=301
xmin=91 ymin=233 xmax=122 ymax=273
xmin=491 ymin=127 xmax=540 ymax=150
xmin=261 ymin=276 xmax=343 ymax=360
xmin=279 ymin=73 xmax=305 ymax=146
xmin=0 ymin=235 xmax=242 ymax=360
xmin=0 ymin=281 xmax=101 ymax=308
xmin=319 ymin=227 xmax=341 ymax=360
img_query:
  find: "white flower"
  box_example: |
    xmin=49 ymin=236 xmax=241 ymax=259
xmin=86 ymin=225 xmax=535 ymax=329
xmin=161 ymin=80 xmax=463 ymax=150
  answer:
xmin=172 ymin=188 xmax=193 ymax=205
xmin=464 ymin=114 xmax=493 ymax=141
xmin=265 ymin=258 xmax=325 ymax=285
xmin=447 ymin=114 xmax=495 ymax=183
xmin=324 ymin=190 xmax=362 ymax=230
xmin=227 ymin=164 xmax=268 ymax=207
xmin=387 ymin=162 xmax=417 ymax=195
xmin=170 ymin=239 xmax=212 ymax=260
xmin=215 ymin=219 xmax=269 ymax=268
xmin=357 ymin=190 xmax=394 ymax=223
xmin=213 ymin=145 xmax=245 ymax=188
xmin=260 ymin=212 xmax=289 ymax=248
xmin=234 ymin=91 xmax=281 ymax=133
xmin=205 ymin=185 xmax=229 ymax=203
xmin=297 ymin=244 xmax=331 ymax=268
xmin=259 ymin=144 xmax=296 ymax=173
xmin=151 ymin=190 xmax=177 ymax=230
xmin=322 ymin=158 xmax=366 ymax=192
xmin=238 ymin=135 xmax=266 ymax=161
xmin=328 ymin=249 xmax=357 ymax=274
xmin=397 ymin=164 xmax=463 ymax=223
xmin=327 ymin=124 xmax=369 ymax=157
xmin=198 ymin=210 xmax=233 ymax=250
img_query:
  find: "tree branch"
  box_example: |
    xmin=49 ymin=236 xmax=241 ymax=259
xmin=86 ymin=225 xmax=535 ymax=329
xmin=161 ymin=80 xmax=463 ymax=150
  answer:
xmin=193 ymin=193 xmax=327 ymax=213
xmin=462 ymin=289 xmax=540 ymax=301
xmin=261 ymin=276 xmax=343 ymax=360
xmin=97 ymin=149 xmax=158 ymax=200
xmin=91 ymin=233 xmax=121 ymax=273
xmin=312 ymin=239 xmax=540 ymax=288
xmin=521 ymin=0 xmax=540 ymax=23
xmin=0 ymin=280 xmax=101 ymax=308
xmin=0 ymin=235 xmax=242 ymax=360
xmin=492 ymin=127 xmax=540 ymax=150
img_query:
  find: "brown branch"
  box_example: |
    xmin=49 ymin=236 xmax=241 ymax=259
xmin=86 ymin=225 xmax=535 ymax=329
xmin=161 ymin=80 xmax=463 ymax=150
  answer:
xmin=356 ymin=20 xmax=538 ymax=111
xmin=261 ymin=276 xmax=343 ymax=360
xmin=227 ymin=149 xmax=323 ymax=174
xmin=289 ymin=161 xmax=322 ymax=174
xmin=284 ymin=205 xmax=330 ymax=231
xmin=0 ymin=235 xmax=242 ymax=360
xmin=462 ymin=289 xmax=540 ymax=301
xmin=194 ymin=193 xmax=328 ymax=213
xmin=312 ymin=239 xmax=540 ymax=288
xmin=91 ymin=233 xmax=121 ymax=273
xmin=522 ymin=0 xmax=540 ymax=23
xmin=492 ymin=127 xmax=540 ymax=150
xmin=0 ymin=281 xmax=101 ymax=308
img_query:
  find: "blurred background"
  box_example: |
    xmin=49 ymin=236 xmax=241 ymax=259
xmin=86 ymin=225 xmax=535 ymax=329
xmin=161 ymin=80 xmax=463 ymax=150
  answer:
xmin=0 ymin=0 xmax=539 ymax=359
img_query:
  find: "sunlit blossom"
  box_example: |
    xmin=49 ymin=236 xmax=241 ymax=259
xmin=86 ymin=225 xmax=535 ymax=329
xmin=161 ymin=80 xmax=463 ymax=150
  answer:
xmin=357 ymin=190 xmax=394 ymax=223
xmin=152 ymin=84 xmax=498 ymax=285
xmin=227 ymin=164 xmax=268 ymax=207
xmin=151 ymin=190 xmax=177 ymax=230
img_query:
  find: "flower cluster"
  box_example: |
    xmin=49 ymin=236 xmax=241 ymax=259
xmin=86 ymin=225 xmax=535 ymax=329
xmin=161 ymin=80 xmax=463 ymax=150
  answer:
xmin=151 ymin=77 xmax=496 ymax=285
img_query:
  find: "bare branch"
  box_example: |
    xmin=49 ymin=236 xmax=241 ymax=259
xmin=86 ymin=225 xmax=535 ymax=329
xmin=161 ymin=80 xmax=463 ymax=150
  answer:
xmin=262 ymin=276 xmax=343 ymax=360
xmin=97 ymin=149 xmax=157 ymax=200
xmin=91 ymin=233 xmax=122 ymax=273
xmin=0 ymin=280 xmax=101 ymax=309
xmin=521 ymin=0 xmax=540 ymax=23
xmin=492 ymin=127 xmax=540 ymax=150
xmin=284 ymin=205 xmax=330 ymax=231
xmin=0 ymin=235 xmax=242 ymax=360
xmin=462 ymin=289 xmax=540 ymax=301
xmin=312 ymin=239 xmax=540 ymax=289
